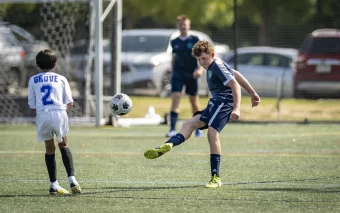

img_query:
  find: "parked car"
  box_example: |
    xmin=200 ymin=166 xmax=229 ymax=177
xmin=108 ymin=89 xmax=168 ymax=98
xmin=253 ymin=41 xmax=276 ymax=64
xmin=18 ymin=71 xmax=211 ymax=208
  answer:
xmin=0 ymin=25 xmax=26 ymax=94
xmin=0 ymin=22 xmax=50 ymax=81
xmin=294 ymin=29 xmax=340 ymax=98
xmin=223 ymin=46 xmax=298 ymax=98
xmin=72 ymin=29 xmax=215 ymax=96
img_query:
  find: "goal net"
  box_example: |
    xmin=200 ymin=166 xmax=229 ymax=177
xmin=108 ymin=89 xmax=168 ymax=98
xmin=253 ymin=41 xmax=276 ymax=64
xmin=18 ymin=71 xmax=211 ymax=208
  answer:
xmin=0 ymin=0 xmax=121 ymax=125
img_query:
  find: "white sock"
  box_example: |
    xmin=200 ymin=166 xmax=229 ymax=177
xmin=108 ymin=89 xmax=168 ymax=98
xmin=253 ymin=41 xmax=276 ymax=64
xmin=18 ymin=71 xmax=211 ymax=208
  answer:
xmin=68 ymin=176 xmax=78 ymax=185
xmin=51 ymin=180 xmax=59 ymax=187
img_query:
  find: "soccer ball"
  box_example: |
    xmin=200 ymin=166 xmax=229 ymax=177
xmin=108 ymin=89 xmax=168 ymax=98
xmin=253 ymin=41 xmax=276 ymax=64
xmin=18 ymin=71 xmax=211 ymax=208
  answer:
xmin=109 ymin=93 xmax=132 ymax=116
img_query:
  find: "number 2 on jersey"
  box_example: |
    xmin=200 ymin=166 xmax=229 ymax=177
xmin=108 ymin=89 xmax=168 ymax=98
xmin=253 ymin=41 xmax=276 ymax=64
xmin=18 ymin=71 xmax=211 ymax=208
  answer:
xmin=41 ymin=85 xmax=54 ymax=105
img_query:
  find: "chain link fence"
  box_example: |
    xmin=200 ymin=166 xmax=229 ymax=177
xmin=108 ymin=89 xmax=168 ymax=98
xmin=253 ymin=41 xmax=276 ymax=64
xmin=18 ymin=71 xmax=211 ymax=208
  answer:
xmin=0 ymin=0 xmax=339 ymax=124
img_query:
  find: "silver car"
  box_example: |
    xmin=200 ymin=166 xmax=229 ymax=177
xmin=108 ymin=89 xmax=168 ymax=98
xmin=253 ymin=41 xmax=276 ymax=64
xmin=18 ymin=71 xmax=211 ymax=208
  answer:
xmin=223 ymin=46 xmax=298 ymax=98
xmin=0 ymin=26 xmax=26 ymax=94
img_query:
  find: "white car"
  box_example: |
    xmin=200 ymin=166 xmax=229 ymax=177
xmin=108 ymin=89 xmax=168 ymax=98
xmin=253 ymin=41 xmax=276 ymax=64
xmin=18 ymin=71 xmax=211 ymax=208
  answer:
xmin=72 ymin=29 xmax=219 ymax=97
xmin=223 ymin=46 xmax=298 ymax=98
xmin=120 ymin=29 xmax=215 ymax=97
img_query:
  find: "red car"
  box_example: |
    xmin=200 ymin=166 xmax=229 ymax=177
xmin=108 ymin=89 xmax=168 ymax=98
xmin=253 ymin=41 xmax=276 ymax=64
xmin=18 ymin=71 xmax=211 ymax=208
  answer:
xmin=294 ymin=29 xmax=340 ymax=98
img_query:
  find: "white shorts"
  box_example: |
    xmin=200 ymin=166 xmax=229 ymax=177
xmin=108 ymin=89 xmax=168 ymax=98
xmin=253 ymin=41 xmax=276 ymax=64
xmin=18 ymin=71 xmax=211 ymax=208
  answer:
xmin=36 ymin=109 xmax=69 ymax=143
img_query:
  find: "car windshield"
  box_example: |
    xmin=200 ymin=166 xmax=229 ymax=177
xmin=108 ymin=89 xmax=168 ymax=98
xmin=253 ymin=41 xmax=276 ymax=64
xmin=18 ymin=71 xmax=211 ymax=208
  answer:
xmin=122 ymin=35 xmax=170 ymax=52
xmin=300 ymin=37 xmax=340 ymax=54
xmin=0 ymin=32 xmax=19 ymax=47
xmin=7 ymin=24 xmax=35 ymax=42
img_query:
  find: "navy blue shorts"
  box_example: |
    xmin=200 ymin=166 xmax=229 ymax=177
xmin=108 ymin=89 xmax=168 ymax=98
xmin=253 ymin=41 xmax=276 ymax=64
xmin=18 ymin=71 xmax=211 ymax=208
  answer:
xmin=194 ymin=98 xmax=234 ymax=132
xmin=171 ymin=75 xmax=198 ymax=96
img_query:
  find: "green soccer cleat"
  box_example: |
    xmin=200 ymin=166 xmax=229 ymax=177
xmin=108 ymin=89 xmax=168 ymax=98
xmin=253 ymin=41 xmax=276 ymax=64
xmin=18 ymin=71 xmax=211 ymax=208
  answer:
xmin=70 ymin=183 xmax=82 ymax=194
xmin=144 ymin=143 xmax=173 ymax=159
xmin=205 ymin=174 xmax=222 ymax=188
xmin=49 ymin=185 xmax=70 ymax=195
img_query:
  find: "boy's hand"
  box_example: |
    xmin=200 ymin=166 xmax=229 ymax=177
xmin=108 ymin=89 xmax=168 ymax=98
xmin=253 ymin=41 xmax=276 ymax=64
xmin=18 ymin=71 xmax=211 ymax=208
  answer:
xmin=251 ymin=93 xmax=260 ymax=107
xmin=193 ymin=69 xmax=202 ymax=78
xmin=230 ymin=108 xmax=240 ymax=121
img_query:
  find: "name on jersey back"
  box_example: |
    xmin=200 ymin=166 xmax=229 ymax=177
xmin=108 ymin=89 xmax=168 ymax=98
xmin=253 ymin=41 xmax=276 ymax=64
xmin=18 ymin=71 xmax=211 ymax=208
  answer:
xmin=34 ymin=75 xmax=58 ymax=84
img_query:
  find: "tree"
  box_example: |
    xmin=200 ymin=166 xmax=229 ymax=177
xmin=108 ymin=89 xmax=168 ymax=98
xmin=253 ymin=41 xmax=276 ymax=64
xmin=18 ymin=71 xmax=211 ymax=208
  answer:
xmin=314 ymin=0 xmax=340 ymax=28
xmin=122 ymin=0 xmax=235 ymax=30
xmin=238 ymin=0 xmax=315 ymax=45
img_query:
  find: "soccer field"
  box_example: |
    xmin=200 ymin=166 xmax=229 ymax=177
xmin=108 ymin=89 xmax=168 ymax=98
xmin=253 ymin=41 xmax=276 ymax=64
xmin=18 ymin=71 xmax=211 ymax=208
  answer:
xmin=0 ymin=124 xmax=339 ymax=213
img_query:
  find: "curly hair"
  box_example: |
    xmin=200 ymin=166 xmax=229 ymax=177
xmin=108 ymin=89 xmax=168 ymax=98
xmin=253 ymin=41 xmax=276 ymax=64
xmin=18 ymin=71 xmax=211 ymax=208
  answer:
xmin=192 ymin=40 xmax=214 ymax=57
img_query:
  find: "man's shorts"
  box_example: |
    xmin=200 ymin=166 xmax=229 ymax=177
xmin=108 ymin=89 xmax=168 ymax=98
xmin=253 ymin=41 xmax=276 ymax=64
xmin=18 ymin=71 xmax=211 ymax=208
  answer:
xmin=171 ymin=75 xmax=198 ymax=96
xmin=194 ymin=98 xmax=234 ymax=132
xmin=36 ymin=109 xmax=69 ymax=143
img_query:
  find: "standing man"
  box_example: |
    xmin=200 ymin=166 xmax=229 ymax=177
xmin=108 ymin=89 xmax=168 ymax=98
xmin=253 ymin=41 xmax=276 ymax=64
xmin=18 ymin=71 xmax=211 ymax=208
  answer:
xmin=167 ymin=14 xmax=204 ymax=137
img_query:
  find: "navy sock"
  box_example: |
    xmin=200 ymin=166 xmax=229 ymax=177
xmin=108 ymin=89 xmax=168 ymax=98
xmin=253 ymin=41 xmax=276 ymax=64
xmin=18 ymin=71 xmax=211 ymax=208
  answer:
xmin=170 ymin=111 xmax=178 ymax=131
xmin=60 ymin=147 xmax=74 ymax=177
xmin=45 ymin=154 xmax=57 ymax=182
xmin=195 ymin=129 xmax=201 ymax=135
xmin=210 ymin=154 xmax=221 ymax=177
xmin=166 ymin=133 xmax=185 ymax=146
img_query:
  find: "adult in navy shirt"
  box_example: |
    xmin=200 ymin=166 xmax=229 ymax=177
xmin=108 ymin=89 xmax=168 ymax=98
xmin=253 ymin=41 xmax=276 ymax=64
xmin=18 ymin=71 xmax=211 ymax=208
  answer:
xmin=144 ymin=41 xmax=260 ymax=188
xmin=167 ymin=14 xmax=204 ymax=138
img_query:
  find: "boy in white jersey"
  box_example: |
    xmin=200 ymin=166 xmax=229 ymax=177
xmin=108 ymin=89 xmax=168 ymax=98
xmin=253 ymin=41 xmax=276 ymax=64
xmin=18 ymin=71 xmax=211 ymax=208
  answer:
xmin=28 ymin=49 xmax=81 ymax=195
xmin=144 ymin=41 xmax=260 ymax=188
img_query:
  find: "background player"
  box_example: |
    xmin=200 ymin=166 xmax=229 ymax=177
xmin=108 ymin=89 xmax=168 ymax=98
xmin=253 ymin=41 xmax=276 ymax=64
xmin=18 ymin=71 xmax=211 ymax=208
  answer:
xmin=167 ymin=14 xmax=205 ymax=138
xmin=28 ymin=49 xmax=81 ymax=195
xmin=144 ymin=41 xmax=260 ymax=188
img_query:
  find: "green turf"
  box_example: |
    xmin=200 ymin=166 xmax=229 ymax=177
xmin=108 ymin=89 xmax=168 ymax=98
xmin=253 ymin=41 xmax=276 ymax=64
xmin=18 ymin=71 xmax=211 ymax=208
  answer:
xmin=0 ymin=124 xmax=340 ymax=213
xmin=126 ymin=96 xmax=340 ymax=121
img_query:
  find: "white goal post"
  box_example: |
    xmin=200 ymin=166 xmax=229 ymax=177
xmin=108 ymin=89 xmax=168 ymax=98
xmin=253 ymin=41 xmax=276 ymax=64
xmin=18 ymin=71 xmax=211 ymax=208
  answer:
xmin=2 ymin=0 xmax=122 ymax=127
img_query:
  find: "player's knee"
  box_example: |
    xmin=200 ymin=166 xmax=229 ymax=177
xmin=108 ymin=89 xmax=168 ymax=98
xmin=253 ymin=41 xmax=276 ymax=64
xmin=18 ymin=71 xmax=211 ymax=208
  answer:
xmin=182 ymin=120 xmax=199 ymax=130
xmin=207 ymin=129 xmax=219 ymax=141
xmin=45 ymin=145 xmax=55 ymax=154
xmin=58 ymin=139 xmax=68 ymax=149
xmin=171 ymin=92 xmax=181 ymax=100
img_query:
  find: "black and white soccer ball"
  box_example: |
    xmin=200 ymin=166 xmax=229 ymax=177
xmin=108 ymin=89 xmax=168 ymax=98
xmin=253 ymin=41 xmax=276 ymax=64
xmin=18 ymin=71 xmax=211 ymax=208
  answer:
xmin=109 ymin=93 xmax=132 ymax=116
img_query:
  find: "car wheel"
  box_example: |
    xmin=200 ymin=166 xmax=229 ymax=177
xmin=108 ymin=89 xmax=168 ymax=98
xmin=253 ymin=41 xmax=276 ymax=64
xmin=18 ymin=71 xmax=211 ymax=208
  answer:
xmin=159 ymin=72 xmax=172 ymax=98
xmin=7 ymin=69 xmax=21 ymax=95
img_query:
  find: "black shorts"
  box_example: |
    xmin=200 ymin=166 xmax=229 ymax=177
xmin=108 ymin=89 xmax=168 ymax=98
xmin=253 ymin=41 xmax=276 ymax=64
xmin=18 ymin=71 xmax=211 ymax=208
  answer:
xmin=193 ymin=98 xmax=234 ymax=132
xmin=171 ymin=75 xmax=198 ymax=96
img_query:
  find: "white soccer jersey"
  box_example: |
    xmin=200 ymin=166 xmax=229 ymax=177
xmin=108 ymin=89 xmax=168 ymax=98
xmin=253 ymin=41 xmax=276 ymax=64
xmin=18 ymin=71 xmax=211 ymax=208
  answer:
xmin=28 ymin=71 xmax=73 ymax=112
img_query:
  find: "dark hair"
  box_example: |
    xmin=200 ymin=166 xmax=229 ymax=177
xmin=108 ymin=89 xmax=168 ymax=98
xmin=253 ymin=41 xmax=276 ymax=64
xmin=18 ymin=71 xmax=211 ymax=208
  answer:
xmin=192 ymin=40 xmax=214 ymax=57
xmin=36 ymin=49 xmax=57 ymax=70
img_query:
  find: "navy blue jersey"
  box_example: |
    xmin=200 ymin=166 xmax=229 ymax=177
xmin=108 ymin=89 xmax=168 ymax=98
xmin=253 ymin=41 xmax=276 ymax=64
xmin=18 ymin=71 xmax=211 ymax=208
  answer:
xmin=206 ymin=57 xmax=235 ymax=101
xmin=171 ymin=35 xmax=199 ymax=77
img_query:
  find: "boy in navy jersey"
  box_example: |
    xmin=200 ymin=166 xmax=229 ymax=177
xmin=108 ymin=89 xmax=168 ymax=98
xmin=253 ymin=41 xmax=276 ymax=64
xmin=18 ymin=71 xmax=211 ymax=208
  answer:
xmin=144 ymin=41 xmax=260 ymax=188
xmin=28 ymin=49 xmax=81 ymax=194
xmin=167 ymin=14 xmax=204 ymax=138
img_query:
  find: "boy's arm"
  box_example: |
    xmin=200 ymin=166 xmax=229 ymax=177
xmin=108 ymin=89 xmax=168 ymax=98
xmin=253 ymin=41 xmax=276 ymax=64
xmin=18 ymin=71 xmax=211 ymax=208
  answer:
xmin=63 ymin=78 xmax=74 ymax=111
xmin=27 ymin=78 xmax=36 ymax=111
xmin=226 ymin=78 xmax=241 ymax=121
xmin=66 ymin=103 xmax=73 ymax=110
xmin=233 ymin=70 xmax=260 ymax=107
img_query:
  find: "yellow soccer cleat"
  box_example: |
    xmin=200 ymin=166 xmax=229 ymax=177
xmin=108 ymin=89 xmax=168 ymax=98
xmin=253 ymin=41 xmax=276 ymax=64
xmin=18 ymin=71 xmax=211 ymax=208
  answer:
xmin=49 ymin=185 xmax=70 ymax=195
xmin=70 ymin=183 xmax=82 ymax=194
xmin=144 ymin=143 xmax=173 ymax=159
xmin=205 ymin=174 xmax=222 ymax=188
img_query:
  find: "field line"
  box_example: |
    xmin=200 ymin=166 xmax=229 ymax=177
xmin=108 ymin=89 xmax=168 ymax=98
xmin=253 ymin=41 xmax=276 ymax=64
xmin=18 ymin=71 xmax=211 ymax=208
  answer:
xmin=0 ymin=179 xmax=339 ymax=188
xmin=1 ymin=150 xmax=340 ymax=158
